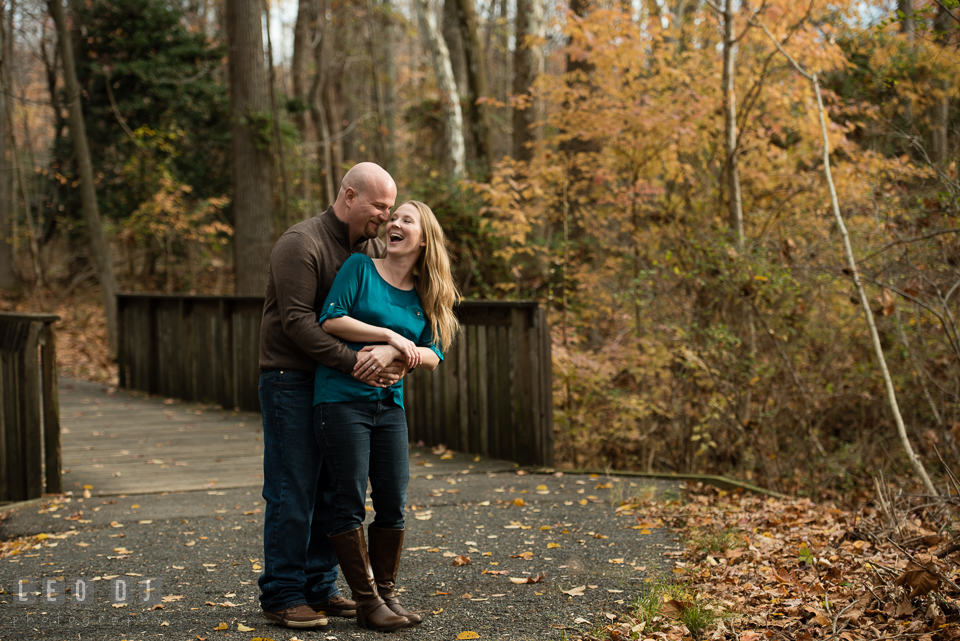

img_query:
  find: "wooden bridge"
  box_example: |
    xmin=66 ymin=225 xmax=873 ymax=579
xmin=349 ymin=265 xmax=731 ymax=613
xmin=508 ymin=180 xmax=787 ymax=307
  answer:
xmin=1 ymin=296 xmax=554 ymax=502
xmin=57 ymin=377 xmax=518 ymax=497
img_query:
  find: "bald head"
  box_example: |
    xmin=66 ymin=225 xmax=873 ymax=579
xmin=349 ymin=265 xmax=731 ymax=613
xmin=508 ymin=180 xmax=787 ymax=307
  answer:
xmin=333 ymin=162 xmax=398 ymax=245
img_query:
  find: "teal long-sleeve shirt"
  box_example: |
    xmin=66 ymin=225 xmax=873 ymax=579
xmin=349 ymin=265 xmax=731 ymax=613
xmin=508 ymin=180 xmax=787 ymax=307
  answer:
xmin=314 ymin=254 xmax=443 ymax=408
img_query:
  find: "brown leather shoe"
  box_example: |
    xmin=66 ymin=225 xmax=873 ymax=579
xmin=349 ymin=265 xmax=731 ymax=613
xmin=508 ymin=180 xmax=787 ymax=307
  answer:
xmin=328 ymin=527 xmax=413 ymax=632
xmin=262 ymin=604 xmax=328 ymax=628
xmin=368 ymin=526 xmax=421 ymax=624
xmin=309 ymin=594 xmax=357 ymax=617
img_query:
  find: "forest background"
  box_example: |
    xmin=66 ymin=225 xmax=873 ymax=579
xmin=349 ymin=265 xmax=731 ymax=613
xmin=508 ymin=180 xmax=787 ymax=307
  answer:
xmin=0 ymin=0 xmax=957 ymax=502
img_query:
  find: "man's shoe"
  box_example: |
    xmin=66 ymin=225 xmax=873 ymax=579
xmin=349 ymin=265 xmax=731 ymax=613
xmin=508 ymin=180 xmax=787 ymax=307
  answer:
xmin=309 ymin=594 xmax=357 ymax=617
xmin=262 ymin=604 xmax=328 ymax=628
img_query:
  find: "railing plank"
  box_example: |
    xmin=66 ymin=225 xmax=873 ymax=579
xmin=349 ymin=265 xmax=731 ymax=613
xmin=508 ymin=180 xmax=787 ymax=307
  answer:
xmin=42 ymin=323 xmax=62 ymax=494
xmin=21 ymin=321 xmax=43 ymax=499
xmin=0 ymin=313 xmax=62 ymax=503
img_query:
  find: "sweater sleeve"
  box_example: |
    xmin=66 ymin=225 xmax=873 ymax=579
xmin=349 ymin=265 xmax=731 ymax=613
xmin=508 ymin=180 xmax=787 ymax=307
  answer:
xmin=271 ymin=232 xmax=358 ymax=374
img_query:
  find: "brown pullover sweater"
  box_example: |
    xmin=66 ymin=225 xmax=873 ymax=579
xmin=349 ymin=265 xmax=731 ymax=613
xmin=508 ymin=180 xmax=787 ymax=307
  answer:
xmin=258 ymin=207 xmax=385 ymax=374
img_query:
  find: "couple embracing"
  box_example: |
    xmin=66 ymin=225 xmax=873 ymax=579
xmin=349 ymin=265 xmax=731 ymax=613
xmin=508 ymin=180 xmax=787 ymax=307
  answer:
xmin=256 ymin=162 xmax=459 ymax=631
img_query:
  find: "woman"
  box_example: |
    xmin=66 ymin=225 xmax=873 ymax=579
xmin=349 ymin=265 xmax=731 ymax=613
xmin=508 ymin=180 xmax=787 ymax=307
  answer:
xmin=313 ymin=200 xmax=460 ymax=632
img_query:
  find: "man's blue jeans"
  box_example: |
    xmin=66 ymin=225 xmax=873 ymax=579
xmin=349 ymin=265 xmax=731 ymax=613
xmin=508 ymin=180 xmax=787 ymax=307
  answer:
xmin=258 ymin=369 xmax=340 ymax=612
xmin=314 ymin=401 xmax=410 ymax=535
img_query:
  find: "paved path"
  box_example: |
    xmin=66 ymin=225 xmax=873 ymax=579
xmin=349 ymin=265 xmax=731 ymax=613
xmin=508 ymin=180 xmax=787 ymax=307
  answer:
xmin=59 ymin=378 xmax=519 ymax=497
xmin=0 ymin=379 xmax=683 ymax=640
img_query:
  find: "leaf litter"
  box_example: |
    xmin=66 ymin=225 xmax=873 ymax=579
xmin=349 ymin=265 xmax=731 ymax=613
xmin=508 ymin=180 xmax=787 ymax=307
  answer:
xmin=569 ymin=481 xmax=960 ymax=640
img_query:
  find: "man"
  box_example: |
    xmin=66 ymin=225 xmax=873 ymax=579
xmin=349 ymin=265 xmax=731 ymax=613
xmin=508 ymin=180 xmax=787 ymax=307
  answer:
xmin=257 ymin=162 xmax=405 ymax=628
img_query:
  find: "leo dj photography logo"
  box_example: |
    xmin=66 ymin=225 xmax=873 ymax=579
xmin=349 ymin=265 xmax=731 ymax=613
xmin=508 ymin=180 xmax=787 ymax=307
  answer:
xmin=12 ymin=576 xmax=162 ymax=606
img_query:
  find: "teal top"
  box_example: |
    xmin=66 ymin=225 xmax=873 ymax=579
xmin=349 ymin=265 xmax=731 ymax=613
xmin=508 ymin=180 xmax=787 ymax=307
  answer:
xmin=314 ymin=254 xmax=443 ymax=408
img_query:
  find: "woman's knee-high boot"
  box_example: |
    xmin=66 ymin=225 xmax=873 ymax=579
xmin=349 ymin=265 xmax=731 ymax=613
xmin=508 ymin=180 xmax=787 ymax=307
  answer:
xmin=328 ymin=527 xmax=413 ymax=632
xmin=368 ymin=526 xmax=422 ymax=624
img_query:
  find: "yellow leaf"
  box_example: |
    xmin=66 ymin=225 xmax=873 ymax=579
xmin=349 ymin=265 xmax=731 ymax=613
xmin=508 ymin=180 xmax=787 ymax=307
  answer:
xmin=457 ymin=632 xmax=480 ymax=639
xmin=536 ymin=485 xmax=548 ymax=491
xmin=512 ymin=498 xmax=525 ymax=507
xmin=214 ymin=622 xmax=228 ymax=630
xmin=237 ymin=623 xmax=255 ymax=632
xmin=547 ymin=542 xmax=561 ymax=549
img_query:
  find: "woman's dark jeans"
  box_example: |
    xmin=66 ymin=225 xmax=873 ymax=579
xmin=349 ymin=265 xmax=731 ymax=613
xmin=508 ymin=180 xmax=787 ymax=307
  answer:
xmin=315 ymin=400 xmax=410 ymax=535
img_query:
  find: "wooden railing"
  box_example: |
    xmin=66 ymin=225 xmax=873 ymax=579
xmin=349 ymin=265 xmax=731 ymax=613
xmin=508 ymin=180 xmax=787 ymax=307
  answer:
xmin=0 ymin=313 xmax=62 ymax=503
xmin=117 ymin=294 xmax=553 ymax=466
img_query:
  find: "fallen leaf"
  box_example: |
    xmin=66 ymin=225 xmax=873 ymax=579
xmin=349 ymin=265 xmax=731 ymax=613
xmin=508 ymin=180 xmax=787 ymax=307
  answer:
xmin=510 ymin=572 xmax=545 ymax=584
xmin=213 ymin=622 xmax=228 ymax=630
xmin=452 ymin=555 xmax=471 ymax=567
xmin=563 ymin=585 xmax=586 ymax=596
xmin=895 ymin=568 xmax=939 ymax=599
xmin=237 ymin=623 xmax=255 ymax=632
xmin=457 ymin=633 xmax=480 ymax=639
xmin=660 ymin=598 xmax=692 ymax=617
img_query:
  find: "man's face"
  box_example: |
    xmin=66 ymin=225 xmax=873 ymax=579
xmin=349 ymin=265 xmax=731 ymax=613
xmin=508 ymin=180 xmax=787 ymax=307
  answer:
xmin=347 ymin=181 xmax=397 ymax=241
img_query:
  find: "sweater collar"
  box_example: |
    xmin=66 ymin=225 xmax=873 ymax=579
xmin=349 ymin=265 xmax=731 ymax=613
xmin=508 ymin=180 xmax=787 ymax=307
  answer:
xmin=319 ymin=206 xmax=367 ymax=250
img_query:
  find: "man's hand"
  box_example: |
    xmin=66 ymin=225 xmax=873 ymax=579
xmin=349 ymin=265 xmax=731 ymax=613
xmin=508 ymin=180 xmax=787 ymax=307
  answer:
xmin=354 ymin=356 xmax=408 ymax=388
xmin=353 ymin=346 xmax=409 ymax=388
xmin=354 ymin=344 xmax=399 ymax=380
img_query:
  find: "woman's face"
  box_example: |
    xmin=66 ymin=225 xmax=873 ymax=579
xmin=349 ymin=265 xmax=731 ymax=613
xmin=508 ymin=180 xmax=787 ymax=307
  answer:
xmin=385 ymin=204 xmax=426 ymax=258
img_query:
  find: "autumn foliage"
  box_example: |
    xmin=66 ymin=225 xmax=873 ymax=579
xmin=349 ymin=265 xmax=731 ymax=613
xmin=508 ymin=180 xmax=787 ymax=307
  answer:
xmin=480 ymin=0 xmax=960 ymax=496
xmin=1 ymin=1 xmax=958 ymax=498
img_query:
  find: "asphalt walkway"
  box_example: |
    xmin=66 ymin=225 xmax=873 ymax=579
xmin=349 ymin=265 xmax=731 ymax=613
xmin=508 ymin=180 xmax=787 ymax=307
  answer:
xmin=0 ymin=379 xmax=682 ymax=640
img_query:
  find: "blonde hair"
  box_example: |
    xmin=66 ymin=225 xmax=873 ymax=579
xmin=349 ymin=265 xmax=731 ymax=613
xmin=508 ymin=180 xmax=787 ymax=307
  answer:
xmin=407 ymin=201 xmax=461 ymax=353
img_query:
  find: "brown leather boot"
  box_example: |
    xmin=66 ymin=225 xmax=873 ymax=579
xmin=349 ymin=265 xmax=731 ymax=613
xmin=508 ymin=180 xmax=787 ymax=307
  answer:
xmin=328 ymin=527 xmax=413 ymax=632
xmin=368 ymin=526 xmax=422 ymax=624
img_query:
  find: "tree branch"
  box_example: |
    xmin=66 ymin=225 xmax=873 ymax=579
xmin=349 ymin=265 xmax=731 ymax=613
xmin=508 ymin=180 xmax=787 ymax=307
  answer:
xmin=932 ymin=0 xmax=960 ymax=25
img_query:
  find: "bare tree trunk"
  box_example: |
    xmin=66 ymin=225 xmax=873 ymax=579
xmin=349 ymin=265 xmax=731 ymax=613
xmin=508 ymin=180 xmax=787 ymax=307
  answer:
xmin=380 ymin=0 xmax=397 ymax=174
xmin=722 ymin=0 xmax=743 ymax=243
xmin=225 ymin=0 xmax=275 ymax=294
xmin=325 ymin=79 xmax=344 ymax=187
xmin=931 ymin=6 xmax=950 ymax=165
xmin=513 ymin=0 xmax=544 ymax=161
xmin=48 ymin=0 xmax=119 ymax=355
xmin=416 ymin=0 xmax=466 ymax=177
xmin=292 ymin=0 xmax=312 ymax=202
xmin=309 ymin=0 xmax=336 ymax=207
xmin=0 ymin=1 xmax=16 ymax=290
xmin=755 ymin=15 xmax=938 ymax=497
xmin=456 ymin=0 xmax=494 ymax=175
xmin=898 ymin=0 xmax=914 ymax=37
xmin=720 ymin=0 xmax=754 ymax=426
xmin=264 ymin=0 xmax=290 ymax=229
xmin=364 ymin=0 xmax=392 ymax=169
xmin=443 ymin=0 xmax=468 ymax=96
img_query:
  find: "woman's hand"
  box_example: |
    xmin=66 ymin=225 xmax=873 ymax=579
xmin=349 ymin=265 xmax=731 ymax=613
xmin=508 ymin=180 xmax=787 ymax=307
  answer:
xmin=386 ymin=331 xmax=422 ymax=369
xmin=354 ymin=344 xmax=401 ymax=383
